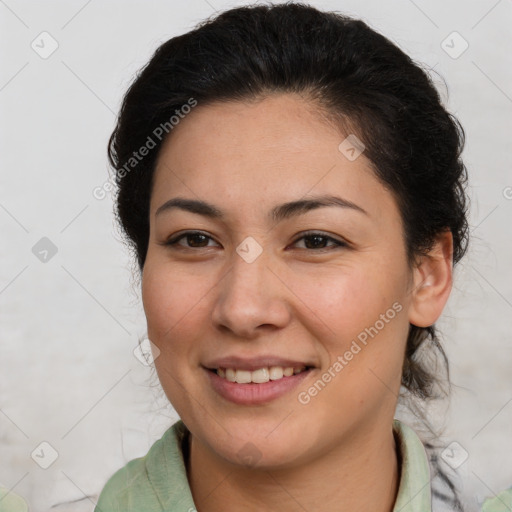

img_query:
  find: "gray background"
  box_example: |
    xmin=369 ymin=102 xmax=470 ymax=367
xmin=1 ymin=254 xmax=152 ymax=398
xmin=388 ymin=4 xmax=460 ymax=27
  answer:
xmin=1 ymin=0 xmax=511 ymax=510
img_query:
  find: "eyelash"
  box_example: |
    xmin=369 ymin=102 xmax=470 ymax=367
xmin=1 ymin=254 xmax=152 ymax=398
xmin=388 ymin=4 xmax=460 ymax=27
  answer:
xmin=163 ymin=230 xmax=348 ymax=251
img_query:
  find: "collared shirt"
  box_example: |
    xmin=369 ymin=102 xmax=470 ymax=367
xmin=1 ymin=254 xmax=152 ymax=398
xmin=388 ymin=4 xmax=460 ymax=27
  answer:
xmin=0 ymin=419 xmax=510 ymax=511
xmin=63 ymin=420 xmax=508 ymax=512
xmin=92 ymin=419 xmax=432 ymax=511
xmin=0 ymin=426 xmax=509 ymax=511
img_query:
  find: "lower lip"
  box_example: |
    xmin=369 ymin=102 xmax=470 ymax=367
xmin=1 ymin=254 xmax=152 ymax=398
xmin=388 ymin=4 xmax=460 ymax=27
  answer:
xmin=206 ymin=368 xmax=312 ymax=405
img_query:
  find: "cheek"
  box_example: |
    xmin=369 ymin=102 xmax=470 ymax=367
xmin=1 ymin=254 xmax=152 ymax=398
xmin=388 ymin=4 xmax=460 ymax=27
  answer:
xmin=290 ymin=260 xmax=408 ymax=395
xmin=142 ymin=263 xmax=211 ymax=412
xmin=141 ymin=263 xmax=208 ymax=353
xmin=291 ymin=262 xmax=403 ymax=343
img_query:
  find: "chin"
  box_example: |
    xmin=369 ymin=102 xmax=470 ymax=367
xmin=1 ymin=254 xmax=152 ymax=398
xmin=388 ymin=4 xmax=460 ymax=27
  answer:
xmin=222 ymin=441 xmax=303 ymax=471
xmin=198 ymin=421 xmax=310 ymax=470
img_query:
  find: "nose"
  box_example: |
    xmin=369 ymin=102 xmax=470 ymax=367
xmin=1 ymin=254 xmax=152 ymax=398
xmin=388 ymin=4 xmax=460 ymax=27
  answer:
xmin=211 ymin=246 xmax=292 ymax=339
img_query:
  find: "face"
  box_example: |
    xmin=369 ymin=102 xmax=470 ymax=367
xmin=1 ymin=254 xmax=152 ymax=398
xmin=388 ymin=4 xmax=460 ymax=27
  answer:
xmin=142 ymin=93 xmax=416 ymax=469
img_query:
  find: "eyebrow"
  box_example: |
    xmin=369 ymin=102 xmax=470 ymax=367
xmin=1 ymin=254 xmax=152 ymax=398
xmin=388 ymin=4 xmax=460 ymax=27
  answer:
xmin=155 ymin=194 xmax=368 ymax=222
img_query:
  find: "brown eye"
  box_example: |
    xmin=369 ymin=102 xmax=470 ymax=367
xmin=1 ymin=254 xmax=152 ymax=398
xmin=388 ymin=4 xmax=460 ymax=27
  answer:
xmin=165 ymin=231 xmax=218 ymax=248
xmin=186 ymin=233 xmax=209 ymax=247
xmin=292 ymin=232 xmax=347 ymax=250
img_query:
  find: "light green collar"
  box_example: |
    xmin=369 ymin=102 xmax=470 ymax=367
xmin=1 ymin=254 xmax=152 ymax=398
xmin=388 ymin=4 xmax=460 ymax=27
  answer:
xmin=392 ymin=419 xmax=432 ymax=511
xmin=149 ymin=419 xmax=432 ymax=511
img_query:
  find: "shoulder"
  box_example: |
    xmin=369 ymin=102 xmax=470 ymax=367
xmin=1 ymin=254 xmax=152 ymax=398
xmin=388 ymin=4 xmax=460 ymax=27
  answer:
xmin=0 ymin=485 xmax=28 ymax=512
xmin=95 ymin=420 xmax=195 ymax=512
xmin=94 ymin=455 xmax=152 ymax=512
xmin=481 ymin=488 xmax=512 ymax=512
xmin=391 ymin=421 xmax=512 ymax=512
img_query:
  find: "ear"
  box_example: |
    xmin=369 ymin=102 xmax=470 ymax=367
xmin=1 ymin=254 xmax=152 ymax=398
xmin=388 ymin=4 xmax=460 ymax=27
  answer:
xmin=408 ymin=230 xmax=453 ymax=328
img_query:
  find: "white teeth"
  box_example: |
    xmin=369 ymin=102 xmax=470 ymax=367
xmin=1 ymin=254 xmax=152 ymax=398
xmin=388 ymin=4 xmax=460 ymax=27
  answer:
xmin=235 ymin=370 xmax=252 ymax=384
xmin=215 ymin=366 xmax=308 ymax=383
xmin=252 ymin=368 xmax=270 ymax=383
xmin=269 ymin=366 xmax=283 ymax=380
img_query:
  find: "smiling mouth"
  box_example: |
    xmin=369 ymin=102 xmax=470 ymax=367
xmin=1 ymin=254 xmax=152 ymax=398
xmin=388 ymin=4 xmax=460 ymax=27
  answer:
xmin=209 ymin=366 xmax=311 ymax=384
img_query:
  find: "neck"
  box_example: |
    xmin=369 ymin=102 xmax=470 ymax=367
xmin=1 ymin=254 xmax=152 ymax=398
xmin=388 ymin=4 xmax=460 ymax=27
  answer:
xmin=187 ymin=421 xmax=400 ymax=512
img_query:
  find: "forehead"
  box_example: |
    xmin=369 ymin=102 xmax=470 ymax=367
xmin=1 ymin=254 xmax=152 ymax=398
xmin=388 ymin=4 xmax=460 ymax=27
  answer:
xmin=150 ymin=94 xmax=396 ymax=225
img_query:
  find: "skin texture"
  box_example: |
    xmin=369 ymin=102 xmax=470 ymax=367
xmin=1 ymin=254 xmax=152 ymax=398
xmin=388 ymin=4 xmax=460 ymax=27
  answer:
xmin=142 ymin=93 xmax=453 ymax=511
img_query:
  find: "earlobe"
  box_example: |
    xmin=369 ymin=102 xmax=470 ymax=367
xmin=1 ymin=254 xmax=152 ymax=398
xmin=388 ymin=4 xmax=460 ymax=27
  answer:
xmin=408 ymin=231 xmax=454 ymax=328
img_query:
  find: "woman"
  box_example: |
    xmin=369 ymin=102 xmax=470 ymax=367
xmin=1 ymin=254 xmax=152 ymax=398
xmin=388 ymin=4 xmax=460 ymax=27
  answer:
xmin=94 ymin=3 xmax=511 ymax=511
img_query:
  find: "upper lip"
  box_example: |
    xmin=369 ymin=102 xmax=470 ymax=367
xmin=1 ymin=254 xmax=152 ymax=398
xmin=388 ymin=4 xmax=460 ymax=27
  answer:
xmin=203 ymin=355 xmax=315 ymax=371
